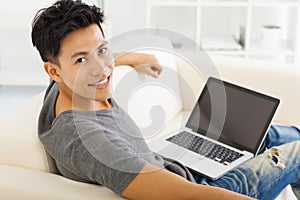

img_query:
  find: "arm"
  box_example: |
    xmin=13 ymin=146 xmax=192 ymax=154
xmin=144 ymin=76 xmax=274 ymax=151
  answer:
xmin=114 ymin=52 xmax=163 ymax=78
xmin=122 ymin=164 xmax=254 ymax=200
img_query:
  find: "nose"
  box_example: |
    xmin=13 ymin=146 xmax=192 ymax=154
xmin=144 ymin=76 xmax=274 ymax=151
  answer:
xmin=90 ymin=55 xmax=107 ymax=77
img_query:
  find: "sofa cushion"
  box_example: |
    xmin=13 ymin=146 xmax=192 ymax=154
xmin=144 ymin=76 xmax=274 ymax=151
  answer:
xmin=0 ymin=165 xmax=124 ymax=200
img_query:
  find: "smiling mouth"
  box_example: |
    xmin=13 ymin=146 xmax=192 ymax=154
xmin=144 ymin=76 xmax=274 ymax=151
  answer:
xmin=88 ymin=76 xmax=110 ymax=87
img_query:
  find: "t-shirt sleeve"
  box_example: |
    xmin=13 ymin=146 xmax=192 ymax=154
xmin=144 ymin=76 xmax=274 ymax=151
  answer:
xmin=41 ymin=115 xmax=148 ymax=195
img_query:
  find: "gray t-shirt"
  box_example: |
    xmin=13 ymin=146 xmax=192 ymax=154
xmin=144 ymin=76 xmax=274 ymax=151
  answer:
xmin=38 ymin=81 xmax=195 ymax=195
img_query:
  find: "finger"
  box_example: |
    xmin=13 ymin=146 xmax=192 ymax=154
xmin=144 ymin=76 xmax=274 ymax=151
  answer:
xmin=146 ymin=67 xmax=159 ymax=78
xmin=157 ymin=65 xmax=163 ymax=75
xmin=151 ymin=65 xmax=163 ymax=75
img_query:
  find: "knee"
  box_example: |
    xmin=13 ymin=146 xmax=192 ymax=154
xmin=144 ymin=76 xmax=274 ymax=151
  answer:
xmin=293 ymin=140 xmax=300 ymax=149
xmin=265 ymin=141 xmax=300 ymax=168
xmin=279 ymin=141 xmax=300 ymax=161
xmin=289 ymin=140 xmax=300 ymax=149
xmin=279 ymin=140 xmax=300 ymax=150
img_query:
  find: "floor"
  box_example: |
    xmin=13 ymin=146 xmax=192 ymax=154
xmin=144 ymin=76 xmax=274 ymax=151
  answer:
xmin=0 ymin=85 xmax=46 ymax=120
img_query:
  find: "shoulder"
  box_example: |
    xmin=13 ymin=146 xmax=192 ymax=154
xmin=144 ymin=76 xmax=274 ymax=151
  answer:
xmin=52 ymin=111 xmax=98 ymax=132
xmin=38 ymin=81 xmax=59 ymax=135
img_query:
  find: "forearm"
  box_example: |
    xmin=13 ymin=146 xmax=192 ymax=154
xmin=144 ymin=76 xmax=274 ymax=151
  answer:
xmin=113 ymin=52 xmax=162 ymax=78
xmin=122 ymin=164 xmax=254 ymax=200
xmin=113 ymin=53 xmax=134 ymax=67
xmin=188 ymin=183 xmax=254 ymax=200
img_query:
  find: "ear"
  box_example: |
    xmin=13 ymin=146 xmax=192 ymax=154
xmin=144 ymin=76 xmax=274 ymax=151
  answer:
xmin=44 ymin=62 xmax=62 ymax=83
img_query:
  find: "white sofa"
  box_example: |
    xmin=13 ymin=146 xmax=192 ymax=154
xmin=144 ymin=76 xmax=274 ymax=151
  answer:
xmin=0 ymin=54 xmax=299 ymax=200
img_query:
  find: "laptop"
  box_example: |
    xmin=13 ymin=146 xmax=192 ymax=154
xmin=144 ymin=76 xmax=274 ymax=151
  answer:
xmin=148 ymin=77 xmax=280 ymax=180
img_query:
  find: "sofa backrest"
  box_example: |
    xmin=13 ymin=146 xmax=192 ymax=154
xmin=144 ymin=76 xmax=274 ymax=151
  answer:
xmin=0 ymin=92 xmax=56 ymax=172
xmin=177 ymin=54 xmax=300 ymax=127
xmin=111 ymin=35 xmax=182 ymax=139
xmin=213 ymin=55 xmax=300 ymax=127
xmin=112 ymin=60 xmax=181 ymax=139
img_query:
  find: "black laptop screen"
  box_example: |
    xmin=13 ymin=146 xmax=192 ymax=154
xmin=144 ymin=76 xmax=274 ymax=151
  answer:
xmin=186 ymin=77 xmax=280 ymax=154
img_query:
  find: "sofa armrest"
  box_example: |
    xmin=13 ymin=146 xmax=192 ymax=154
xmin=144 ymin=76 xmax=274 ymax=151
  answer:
xmin=212 ymin=55 xmax=300 ymax=127
xmin=0 ymin=165 xmax=124 ymax=200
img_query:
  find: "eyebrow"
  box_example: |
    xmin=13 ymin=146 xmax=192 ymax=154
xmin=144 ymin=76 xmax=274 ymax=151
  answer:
xmin=70 ymin=41 xmax=108 ymax=59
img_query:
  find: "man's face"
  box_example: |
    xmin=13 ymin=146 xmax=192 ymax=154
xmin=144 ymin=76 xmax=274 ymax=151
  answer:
xmin=57 ymin=24 xmax=114 ymax=102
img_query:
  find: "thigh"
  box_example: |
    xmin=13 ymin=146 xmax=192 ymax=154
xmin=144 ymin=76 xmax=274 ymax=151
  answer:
xmin=206 ymin=141 xmax=300 ymax=200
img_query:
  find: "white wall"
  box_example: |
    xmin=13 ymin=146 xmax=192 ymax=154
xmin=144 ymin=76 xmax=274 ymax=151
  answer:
xmin=0 ymin=0 xmax=99 ymax=116
xmin=0 ymin=0 xmax=53 ymax=28
xmin=0 ymin=0 xmax=99 ymax=28
xmin=103 ymin=0 xmax=147 ymax=38
xmin=0 ymin=0 xmax=99 ymax=71
xmin=0 ymin=0 xmax=54 ymax=72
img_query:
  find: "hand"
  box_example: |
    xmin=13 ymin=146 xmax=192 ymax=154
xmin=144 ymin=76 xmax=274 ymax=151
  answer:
xmin=129 ymin=53 xmax=163 ymax=78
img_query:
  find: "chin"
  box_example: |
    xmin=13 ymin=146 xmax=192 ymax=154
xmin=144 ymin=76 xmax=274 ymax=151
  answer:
xmin=94 ymin=91 xmax=113 ymax=101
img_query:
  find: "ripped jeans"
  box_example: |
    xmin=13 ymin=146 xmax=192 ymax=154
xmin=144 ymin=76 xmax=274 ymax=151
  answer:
xmin=193 ymin=125 xmax=300 ymax=199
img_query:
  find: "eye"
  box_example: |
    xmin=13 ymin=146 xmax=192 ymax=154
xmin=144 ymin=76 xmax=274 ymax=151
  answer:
xmin=98 ymin=48 xmax=107 ymax=55
xmin=76 ymin=57 xmax=87 ymax=63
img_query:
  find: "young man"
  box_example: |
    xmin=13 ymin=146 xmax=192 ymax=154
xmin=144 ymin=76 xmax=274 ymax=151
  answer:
xmin=32 ymin=0 xmax=300 ymax=199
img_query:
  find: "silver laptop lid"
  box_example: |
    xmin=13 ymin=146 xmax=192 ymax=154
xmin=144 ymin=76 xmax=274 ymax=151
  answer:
xmin=186 ymin=77 xmax=280 ymax=155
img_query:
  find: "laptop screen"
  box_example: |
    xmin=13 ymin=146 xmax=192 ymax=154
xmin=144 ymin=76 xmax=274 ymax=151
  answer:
xmin=186 ymin=77 xmax=280 ymax=154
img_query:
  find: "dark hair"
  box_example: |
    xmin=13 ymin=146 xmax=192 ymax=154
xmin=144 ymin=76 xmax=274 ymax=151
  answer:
xmin=31 ymin=0 xmax=104 ymax=63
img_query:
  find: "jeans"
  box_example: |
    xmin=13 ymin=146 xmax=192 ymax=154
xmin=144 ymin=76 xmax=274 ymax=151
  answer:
xmin=193 ymin=125 xmax=300 ymax=200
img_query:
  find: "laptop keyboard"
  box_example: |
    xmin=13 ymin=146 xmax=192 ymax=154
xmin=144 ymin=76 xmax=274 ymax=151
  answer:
xmin=166 ymin=131 xmax=243 ymax=165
